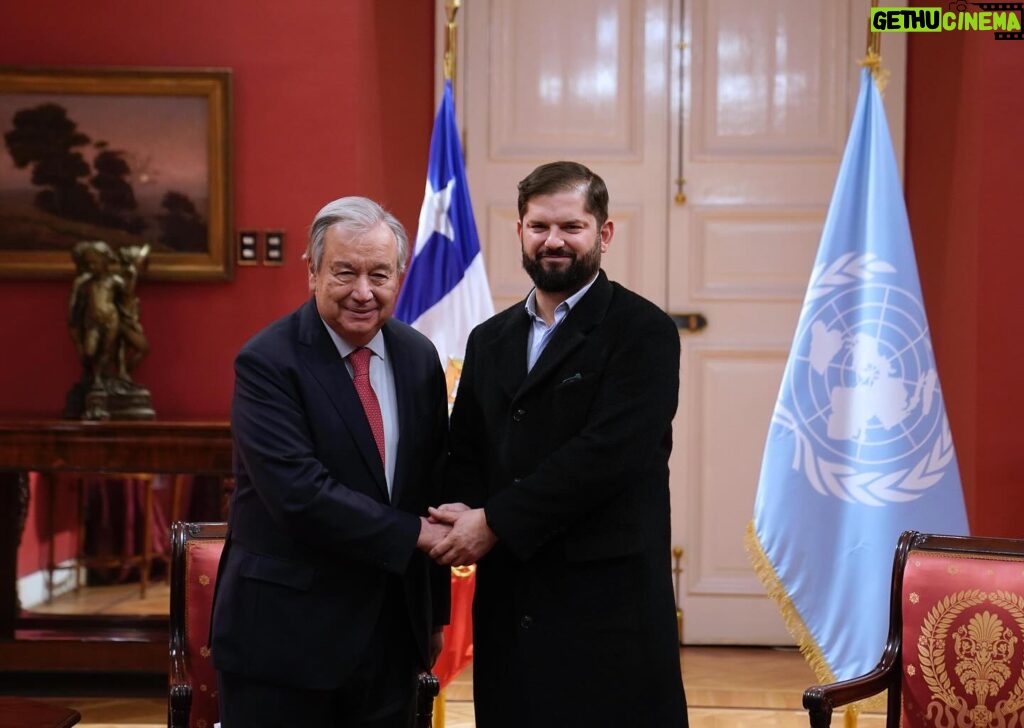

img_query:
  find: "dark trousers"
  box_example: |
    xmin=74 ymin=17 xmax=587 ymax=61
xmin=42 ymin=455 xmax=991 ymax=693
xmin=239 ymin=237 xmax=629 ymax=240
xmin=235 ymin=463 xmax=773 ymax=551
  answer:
xmin=218 ymin=580 xmax=419 ymax=728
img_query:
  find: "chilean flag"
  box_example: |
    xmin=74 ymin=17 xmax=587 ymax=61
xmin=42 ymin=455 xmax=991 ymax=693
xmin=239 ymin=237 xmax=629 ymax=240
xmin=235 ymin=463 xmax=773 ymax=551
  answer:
xmin=395 ymin=79 xmax=493 ymax=366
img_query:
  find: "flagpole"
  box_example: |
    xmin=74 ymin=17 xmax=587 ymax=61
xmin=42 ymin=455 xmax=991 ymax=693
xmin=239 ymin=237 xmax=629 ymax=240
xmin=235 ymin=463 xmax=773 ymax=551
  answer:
xmin=847 ymin=10 xmax=884 ymax=728
xmin=443 ymin=0 xmax=468 ymax=157
xmin=864 ymin=0 xmax=880 ymax=60
xmin=444 ymin=0 xmax=460 ymax=85
xmin=861 ymin=0 xmax=890 ymax=92
xmin=847 ymin=18 xmax=881 ymax=728
xmin=434 ymin=5 xmax=460 ymax=727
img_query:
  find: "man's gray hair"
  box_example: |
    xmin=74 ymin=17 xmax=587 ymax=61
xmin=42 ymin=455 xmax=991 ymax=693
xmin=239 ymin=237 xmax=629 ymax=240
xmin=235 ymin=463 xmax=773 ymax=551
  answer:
xmin=304 ymin=196 xmax=409 ymax=273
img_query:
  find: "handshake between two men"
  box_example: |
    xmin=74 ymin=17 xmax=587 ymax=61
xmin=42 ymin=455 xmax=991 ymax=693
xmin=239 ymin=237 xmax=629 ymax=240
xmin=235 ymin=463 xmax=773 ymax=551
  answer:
xmin=416 ymin=503 xmax=496 ymax=567
xmin=416 ymin=504 xmax=490 ymax=673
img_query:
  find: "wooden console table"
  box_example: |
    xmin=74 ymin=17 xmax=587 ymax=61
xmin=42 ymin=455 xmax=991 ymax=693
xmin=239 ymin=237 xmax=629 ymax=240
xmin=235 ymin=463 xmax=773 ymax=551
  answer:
xmin=0 ymin=420 xmax=231 ymax=677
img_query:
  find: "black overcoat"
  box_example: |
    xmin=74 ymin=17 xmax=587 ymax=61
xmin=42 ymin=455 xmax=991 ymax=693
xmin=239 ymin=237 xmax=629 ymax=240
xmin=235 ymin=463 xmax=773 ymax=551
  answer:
xmin=448 ymin=270 xmax=688 ymax=727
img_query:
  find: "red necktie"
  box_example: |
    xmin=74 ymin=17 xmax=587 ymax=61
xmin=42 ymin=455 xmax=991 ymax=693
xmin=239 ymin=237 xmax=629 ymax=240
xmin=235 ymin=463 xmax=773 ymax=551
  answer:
xmin=349 ymin=347 xmax=385 ymax=465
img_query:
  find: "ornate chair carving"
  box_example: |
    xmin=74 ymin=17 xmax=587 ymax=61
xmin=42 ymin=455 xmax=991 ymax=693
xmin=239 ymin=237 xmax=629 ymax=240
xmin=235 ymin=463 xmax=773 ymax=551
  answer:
xmin=803 ymin=530 xmax=1024 ymax=727
xmin=167 ymin=521 xmax=439 ymax=728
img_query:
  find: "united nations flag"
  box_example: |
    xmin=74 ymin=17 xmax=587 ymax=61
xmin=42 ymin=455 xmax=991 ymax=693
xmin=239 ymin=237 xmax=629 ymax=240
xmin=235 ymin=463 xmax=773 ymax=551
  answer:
xmin=747 ymin=67 xmax=969 ymax=684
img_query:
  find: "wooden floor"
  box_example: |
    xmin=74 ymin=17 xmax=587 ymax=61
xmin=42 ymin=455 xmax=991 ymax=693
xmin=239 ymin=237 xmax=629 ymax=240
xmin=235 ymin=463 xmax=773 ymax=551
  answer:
xmin=39 ymin=649 xmax=889 ymax=727
xmin=22 ymin=582 xmax=888 ymax=727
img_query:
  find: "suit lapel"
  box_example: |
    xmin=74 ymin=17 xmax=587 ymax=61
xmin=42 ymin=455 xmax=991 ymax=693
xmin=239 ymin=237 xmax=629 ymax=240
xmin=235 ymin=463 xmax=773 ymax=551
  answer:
xmin=297 ymin=300 xmax=389 ymax=499
xmin=516 ymin=271 xmax=613 ymax=400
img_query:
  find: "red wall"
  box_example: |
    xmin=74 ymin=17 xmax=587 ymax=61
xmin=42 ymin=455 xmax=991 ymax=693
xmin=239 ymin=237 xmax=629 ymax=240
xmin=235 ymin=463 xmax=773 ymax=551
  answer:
xmin=6 ymin=4 xmax=1024 ymax=579
xmin=0 ymin=0 xmax=434 ymax=420
xmin=3 ymin=1 xmax=434 ymax=578
xmin=906 ymin=21 xmax=1024 ymax=537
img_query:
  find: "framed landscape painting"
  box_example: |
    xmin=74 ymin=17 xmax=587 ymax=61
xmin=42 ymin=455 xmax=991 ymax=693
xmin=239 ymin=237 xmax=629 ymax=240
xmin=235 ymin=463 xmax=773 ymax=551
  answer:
xmin=0 ymin=66 xmax=232 ymax=280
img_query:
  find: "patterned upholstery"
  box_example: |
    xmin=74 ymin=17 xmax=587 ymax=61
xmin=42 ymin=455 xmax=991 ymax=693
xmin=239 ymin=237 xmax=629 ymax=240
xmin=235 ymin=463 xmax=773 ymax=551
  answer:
xmin=167 ymin=521 xmax=440 ymax=728
xmin=169 ymin=521 xmax=226 ymax=728
xmin=804 ymin=531 xmax=1024 ymax=728
xmin=901 ymin=549 xmax=1024 ymax=726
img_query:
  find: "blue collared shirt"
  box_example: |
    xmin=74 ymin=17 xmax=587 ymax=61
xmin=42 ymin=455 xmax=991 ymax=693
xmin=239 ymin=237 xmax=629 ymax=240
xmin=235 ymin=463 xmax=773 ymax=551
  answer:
xmin=524 ymin=273 xmax=599 ymax=372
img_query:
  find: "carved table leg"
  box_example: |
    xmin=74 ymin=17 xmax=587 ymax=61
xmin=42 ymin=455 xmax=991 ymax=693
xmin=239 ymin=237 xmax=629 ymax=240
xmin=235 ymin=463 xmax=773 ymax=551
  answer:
xmin=0 ymin=470 xmax=29 ymax=640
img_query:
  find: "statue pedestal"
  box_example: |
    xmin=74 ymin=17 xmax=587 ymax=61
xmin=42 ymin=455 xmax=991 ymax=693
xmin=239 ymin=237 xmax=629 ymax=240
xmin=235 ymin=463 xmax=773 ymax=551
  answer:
xmin=64 ymin=381 xmax=156 ymax=421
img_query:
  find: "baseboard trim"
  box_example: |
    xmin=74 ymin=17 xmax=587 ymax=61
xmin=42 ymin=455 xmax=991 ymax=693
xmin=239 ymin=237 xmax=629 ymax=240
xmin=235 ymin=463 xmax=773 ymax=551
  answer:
xmin=17 ymin=562 xmax=86 ymax=609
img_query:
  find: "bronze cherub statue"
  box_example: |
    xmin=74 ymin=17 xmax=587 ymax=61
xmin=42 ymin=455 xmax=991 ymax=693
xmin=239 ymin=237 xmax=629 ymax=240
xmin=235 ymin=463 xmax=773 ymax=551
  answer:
xmin=64 ymin=240 xmax=156 ymax=420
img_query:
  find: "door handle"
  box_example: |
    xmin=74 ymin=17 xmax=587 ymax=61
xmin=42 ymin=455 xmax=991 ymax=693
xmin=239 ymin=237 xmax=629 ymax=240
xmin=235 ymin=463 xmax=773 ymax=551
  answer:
xmin=669 ymin=312 xmax=707 ymax=333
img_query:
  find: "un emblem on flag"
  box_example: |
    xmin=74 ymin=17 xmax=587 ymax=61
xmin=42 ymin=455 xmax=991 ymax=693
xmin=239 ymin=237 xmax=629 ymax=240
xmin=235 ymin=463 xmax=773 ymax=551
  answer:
xmin=775 ymin=253 xmax=956 ymax=506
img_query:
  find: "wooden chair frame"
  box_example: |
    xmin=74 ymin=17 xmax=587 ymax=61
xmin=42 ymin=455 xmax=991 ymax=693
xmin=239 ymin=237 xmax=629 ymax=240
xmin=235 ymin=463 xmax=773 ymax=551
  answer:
xmin=168 ymin=520 xmax=226 ymax=728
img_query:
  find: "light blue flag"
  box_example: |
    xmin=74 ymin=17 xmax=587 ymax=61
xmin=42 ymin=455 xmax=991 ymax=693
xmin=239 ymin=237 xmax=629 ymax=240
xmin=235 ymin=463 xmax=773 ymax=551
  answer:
xmin=749 ymin=67 xmax=969 ymax=684
xmin=395 ymin=80 xmax=493 ymax=365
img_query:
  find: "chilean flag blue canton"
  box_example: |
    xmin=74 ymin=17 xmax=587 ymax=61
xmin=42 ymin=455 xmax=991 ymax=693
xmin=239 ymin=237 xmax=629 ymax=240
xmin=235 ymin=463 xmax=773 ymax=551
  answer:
xmin=395 ymin=80 xmax=493 ymax=364
xmin=749 ymin=68 xmax=969 ymax=684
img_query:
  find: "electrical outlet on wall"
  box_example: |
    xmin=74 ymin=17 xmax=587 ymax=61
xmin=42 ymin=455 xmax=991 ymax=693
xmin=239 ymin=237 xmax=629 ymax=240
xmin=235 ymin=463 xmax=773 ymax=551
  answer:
xmin=238 ymin=231 xmax=259 ymax=265
xmin=264 ymin=230 xmax=284 ymax=266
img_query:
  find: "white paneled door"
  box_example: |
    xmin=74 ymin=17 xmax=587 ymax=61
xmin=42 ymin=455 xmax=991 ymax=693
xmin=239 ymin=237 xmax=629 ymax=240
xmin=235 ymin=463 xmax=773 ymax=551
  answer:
xmin=442 ymin=0 xmax=905 ymax=644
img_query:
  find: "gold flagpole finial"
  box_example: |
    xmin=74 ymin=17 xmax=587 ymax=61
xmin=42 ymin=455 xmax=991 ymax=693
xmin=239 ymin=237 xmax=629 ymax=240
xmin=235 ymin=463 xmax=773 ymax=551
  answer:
xmin=860 ymin=0 xmax=890 ymax=92
xmin=443 ymin=0 xmax=461 ymax=84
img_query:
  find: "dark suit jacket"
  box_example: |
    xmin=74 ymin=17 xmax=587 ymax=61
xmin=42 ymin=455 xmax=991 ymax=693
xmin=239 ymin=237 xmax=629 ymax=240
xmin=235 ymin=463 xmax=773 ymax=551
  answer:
xmin=211 ymin=299 xmax=450 ymax=690
xmin=448 ymin=270 xmax=688 ymax=727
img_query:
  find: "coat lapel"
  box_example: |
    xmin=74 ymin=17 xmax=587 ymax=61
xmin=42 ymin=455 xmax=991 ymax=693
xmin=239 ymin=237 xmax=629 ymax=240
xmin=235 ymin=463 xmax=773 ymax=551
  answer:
xmin=297 ymin=300 xmax=389 ymax=499
xmin=494 ymin=306 xmax=532 ymax=402
xmin=516 ymin=270 xmax=613 ymax=400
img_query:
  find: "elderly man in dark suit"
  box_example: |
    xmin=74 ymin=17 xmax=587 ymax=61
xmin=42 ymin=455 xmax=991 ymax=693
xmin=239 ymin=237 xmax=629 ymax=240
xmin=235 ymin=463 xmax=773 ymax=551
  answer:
xmin=430 ymin=161 xmax=689 ymax=727
xmin=211 ymin=196 xmax=450 ymax=727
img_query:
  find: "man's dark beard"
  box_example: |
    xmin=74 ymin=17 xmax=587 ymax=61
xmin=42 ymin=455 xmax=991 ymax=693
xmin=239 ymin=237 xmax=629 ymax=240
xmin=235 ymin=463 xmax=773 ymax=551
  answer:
xmin=521 ymin=243 xmax=601 ymax=294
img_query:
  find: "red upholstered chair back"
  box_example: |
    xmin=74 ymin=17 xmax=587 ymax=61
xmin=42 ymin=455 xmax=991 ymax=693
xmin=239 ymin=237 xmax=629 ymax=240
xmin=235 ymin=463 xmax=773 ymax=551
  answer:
xmin=900 ymin=543 xmax=1024 ymax=726
xmin=804 ymin=531 xmax=1024 ymax=728
xmin=166 ymin=522 xmax=440 ymax=727
xmin=168 ymin=521 xmax=227 ymax=728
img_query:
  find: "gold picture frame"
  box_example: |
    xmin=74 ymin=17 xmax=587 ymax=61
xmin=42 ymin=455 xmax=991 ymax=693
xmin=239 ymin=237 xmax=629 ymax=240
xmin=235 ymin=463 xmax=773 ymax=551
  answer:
xmin=0 ymin=66 xmax=232 ymax=281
